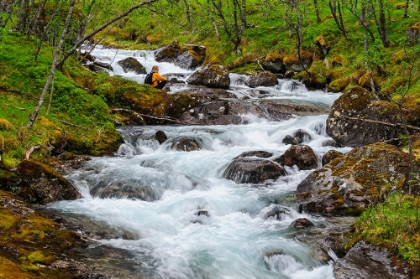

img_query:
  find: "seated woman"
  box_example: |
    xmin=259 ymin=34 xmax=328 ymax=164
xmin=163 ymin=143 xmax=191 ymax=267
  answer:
xmin=151 ymin=65 xmax=168 ymax=89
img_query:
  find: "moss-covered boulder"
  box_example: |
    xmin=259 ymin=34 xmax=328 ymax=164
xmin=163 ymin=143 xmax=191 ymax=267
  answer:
xmin=245 ymin=71 xmax=279 ymax=88
xmin=296 ymin=142 xmax=416 ymax=216
xmin=326 ymin=86 xmax=420 ymax=147
xmin=12 ymin=160 xmax=81 ymax=204
xmin=117 ymin=57 xmax=146 ymax=74
xmin=186 ymin=63 xmax=230 ymax=89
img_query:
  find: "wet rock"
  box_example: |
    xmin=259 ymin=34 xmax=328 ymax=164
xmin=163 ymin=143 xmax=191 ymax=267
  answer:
xmin=155 ymin=41 xmax=206 ymax=68
xmin=223 ymin=158 xmax=286 ymax=184
xmin=91 ymin=184 xmax=157 ymax=201
xmin=274 ymin=145 xmax=318 ymax=170
xmin=154 ymin=40 xmax=183 ymax=62
xmin=93 ymin=61 xmax=113 ymax=71
xmin=155 ymin=130 xmax=168 ymax=144
xmin=322 ymin=139 xmax=340 ymax=147
xmin=322 ymin=150 xmax=344 ymax=166
xmin=234 ymin=150 xmax=273 ymax=159
xmin=264 ymin=206 xmax=290 ymax=220
xmin=171 ymin=137 xmax=201 ymax=151
xmin=174 ymin=50 xmax=204 ymax=70
xmin=186 ymin=63 xmax=230 ymax=89
xmin=334 ymin=241 xmax=412 ymax=279
xmin=282 ymin=135 xmax=299 ymax=145
xmin=245 ymin=71 xmax=279 ymax=88
xmin=293 ymin=129 xmax=312 ymax=143
xmin=289 ymin=218 xmax=315 ymax=229
xmin=117 ymin=57 xmax=146 ymax=74
xmin=262 ymin=59 xmax=285 ymax=74
xmin=297 ymin=142 xmax=415 ymax=216
xmin=12 ymin=160 xmax=81 ymax=204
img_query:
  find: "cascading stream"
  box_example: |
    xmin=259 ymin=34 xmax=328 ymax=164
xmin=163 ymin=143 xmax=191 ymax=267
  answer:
xmin=46 ymin=45 xmax=352 ymax=279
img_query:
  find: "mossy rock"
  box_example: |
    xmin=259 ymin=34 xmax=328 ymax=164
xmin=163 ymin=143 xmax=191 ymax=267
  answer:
xmin=297 ymin=142 xmax=416 ymax=216
xmin=14 ymin=160 xmax=81 ymax=204
xmin=167 ymin=93 xmax=200 ymax=119
xmin=329 ymin=77 xmax=350 ymax=92
xmin=0 ymin=190 xmax=86 ymax=279
xmin=0 ymin=118 xmax=12 ymax=130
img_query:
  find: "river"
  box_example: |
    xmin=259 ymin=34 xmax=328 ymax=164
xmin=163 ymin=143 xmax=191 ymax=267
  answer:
xmin=46 ymin=45 xmax=352 ymax=279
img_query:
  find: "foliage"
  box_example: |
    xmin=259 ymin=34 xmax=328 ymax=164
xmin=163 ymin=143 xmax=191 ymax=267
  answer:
xmin=0 ymin=31 xmax=121 ymax=168
xmin=349 ymin=192 xmax=420 ymax=274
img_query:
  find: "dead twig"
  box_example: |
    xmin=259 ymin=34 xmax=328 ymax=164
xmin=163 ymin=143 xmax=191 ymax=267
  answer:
xmin=0 ymin=86 xmax=38 ymax=100
xmin=59 ymin=120 xmax=88 ymax=130
xmin=25 ymin=145 xmax=41 ymax=160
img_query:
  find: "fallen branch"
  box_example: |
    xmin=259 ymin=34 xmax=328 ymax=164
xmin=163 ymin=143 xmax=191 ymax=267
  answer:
xmin=112 ymin=108 xmax=187 ymax=125
xmin=59 ymin=120 xmax=88 ymax=130
xmin=25 ymin=145 xmax=41 ymax=160
xmin=343 ymin=116 xmax=420 ymax=131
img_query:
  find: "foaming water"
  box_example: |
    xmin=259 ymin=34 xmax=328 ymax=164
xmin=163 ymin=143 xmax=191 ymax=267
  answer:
xmin=47 ymin=45 xmax=351 ymax=278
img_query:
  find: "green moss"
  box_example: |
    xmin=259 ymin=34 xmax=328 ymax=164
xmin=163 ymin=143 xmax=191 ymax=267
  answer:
xmin=0 ymin=209 xmax=19 ymax=229
xmin=27 ymin=251 xmax=55 ymax=265
xmin=350 ymin=193 xmax=420 ymax=273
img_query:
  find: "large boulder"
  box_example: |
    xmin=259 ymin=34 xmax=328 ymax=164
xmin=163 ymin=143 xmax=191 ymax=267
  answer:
xmin=274 ymin=145 xmax=318 ymax=170
xmin=117 ymin=57 xmax=146 ymax=74
xmin=186 ymin=63 xmax=230 ymax=89
xmin=296 ymin=142 xmax=415 ymax=216
xmin=12 ymin=160 xmax=81 ymax=204
xmin=334 ymin=241 xmax=412 ymax=279
xmin=154 ymin=41 xmax=183 ymax=62
xmin=174 ymin=50 xmax=204 ymax=70
xmin=155 ymin=41 xmax=206 ymax=69
xmin=326 ymin=86 xmax=420 ymax=147
xmin=223 ymin=158 xmax=286 ymax=184
xmin=245 ymin=72 xmax=279 ymax=88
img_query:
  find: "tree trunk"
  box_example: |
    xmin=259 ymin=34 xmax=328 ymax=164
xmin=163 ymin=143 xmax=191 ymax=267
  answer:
xmin=56 ymin=0 xmax=158 ymax=70
xmin=27 ymin=0 xmax=76 ymax=128
xmin=377 ymin=0 xmax=389 ymax=47
xmin=314 ymin=0 xmax=321 ymax=23
xmin=329 ymin=0 xmax=348 ymax=40
xmin=404 ymin=0 xmax=409 ymax=17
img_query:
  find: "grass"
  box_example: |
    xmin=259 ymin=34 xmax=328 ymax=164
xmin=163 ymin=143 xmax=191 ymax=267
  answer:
xmin=349 ymin=192 xmax=420 ymax=276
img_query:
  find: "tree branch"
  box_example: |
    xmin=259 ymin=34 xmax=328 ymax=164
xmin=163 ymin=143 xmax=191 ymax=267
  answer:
xmin=56 ymin=0 xmax=159 ymax=69
xmin=112 ymin=108 xmax=188 ymax=125
xmin=343 ymin=116 xmax=420 ymax=131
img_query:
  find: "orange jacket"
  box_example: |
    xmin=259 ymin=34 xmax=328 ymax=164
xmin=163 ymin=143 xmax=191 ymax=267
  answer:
xmin=152 ymin=72 xmax=167 ymax=87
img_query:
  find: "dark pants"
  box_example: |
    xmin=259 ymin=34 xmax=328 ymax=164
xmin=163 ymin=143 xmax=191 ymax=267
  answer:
xmin=154 ymin=80 xmax=167 ymax=89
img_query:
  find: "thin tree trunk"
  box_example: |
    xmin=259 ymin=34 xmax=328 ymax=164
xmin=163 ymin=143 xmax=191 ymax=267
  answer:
xmin=404 ymin=0 xmax=409 ymax=17
xmin=27 ymin=0 xmax=75 ymax=128
xmin=56 ymin=0 xmax=158 ymax=70
xmin=26 ymin=0 xmax=46 ymax=36
xmin=314 ymin=0 xmax=321 ymax=23
xmin=376 ymin=0 xmax=389 ymax=47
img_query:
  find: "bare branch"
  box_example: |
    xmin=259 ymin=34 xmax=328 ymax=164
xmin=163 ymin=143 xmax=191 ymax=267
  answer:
xmin=343 ymin=116 xmax=420 ymax=131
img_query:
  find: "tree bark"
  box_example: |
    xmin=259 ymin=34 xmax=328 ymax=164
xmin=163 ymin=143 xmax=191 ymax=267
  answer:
xmin=27 ymin=0 xmax=75 ymax=128
xmin=314 ymin=0 xmax=321 ymax=23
